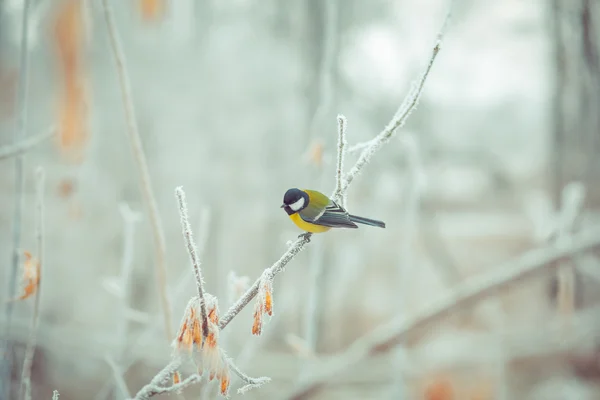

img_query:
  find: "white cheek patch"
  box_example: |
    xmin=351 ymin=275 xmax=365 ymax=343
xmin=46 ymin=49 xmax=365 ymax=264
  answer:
xmin=289 ymin=198 xmax=305 ymax=211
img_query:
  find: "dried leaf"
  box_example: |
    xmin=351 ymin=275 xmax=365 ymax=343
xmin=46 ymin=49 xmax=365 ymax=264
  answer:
xmin=138 ymin=0 xmax=164 ymax=22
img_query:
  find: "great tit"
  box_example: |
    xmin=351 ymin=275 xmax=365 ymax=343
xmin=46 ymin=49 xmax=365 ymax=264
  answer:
xmin=281 ymin=188 xmax=386 ymax=233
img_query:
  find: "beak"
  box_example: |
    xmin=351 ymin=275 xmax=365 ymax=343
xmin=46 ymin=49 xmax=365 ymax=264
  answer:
xmin=280 ymin=204 xmax=285 ymax=208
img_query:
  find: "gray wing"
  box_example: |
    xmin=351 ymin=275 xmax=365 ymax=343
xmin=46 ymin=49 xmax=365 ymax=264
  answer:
xmin=299 ymin=200 xmax=358 ymax=228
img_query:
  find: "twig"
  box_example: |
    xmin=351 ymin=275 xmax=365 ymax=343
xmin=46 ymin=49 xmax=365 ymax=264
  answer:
xmin=175 ymin=187 xmax=210 ymax=340
xmin=3 ymin=0 xmax=33 ymax=396
xmin=101 ymin=0 xmax=173 ymax=341
xmin=105 ymin=355 xmax=132 ymax=399
xmin=220 ymin=350 xmax=271 ymax=394
xmin=19 ymin=167 xmax=45 ymax=400
xmin=218 ymin=235 xmax=312 ymax=330
xmin=0 ymin=127 xmax=54 ymax=161
xmin=286 ymin=226 xmax=600 ymax=399
xmin=131 ymin=359 xmax=185 ymax=400
xmin=52 ymin=390 xmax=59 ymax=400
xmin=342 ymin=33 xmax=445 ymax=191
xmin=331 ymin=115 xmax=347 ymax=206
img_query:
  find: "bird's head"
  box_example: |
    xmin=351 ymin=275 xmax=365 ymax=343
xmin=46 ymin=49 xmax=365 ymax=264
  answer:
xmin=281 ymin=188 xmax=309 ymax=215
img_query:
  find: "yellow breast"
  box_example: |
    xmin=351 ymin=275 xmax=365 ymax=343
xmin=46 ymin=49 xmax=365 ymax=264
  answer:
xmin=289 ymin=213 xmax=331 ymax=233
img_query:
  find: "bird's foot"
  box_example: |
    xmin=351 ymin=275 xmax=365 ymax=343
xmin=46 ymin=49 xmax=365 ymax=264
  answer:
xmin=298 ymin=232 xmax=312 ymax=242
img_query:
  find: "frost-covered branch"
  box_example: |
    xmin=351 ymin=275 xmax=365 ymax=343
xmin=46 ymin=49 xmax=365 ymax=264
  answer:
xmin=331 ymin=115 xmax=347 ymax=206
xmin=52 ymin=390 xmax=59 ymax=400
xmin=101 ymin=0 xmax=173 ymax=341
xmin=343 ymin=36 xmax=444 ymax=191
xmin=218 ymin=234 xmax=312 ymax=330
xmin=130 ymin=358 xmax=201 ymax=400
xmin=221 ymin=350 xmax=271 ymax=394
xmin=19 ymin=167 xmax=45 ymax=400
xmin=286 ymin=226 xmax=600 ymax=399
xmin=175 ymin=187 xmax=210 ymax=340
xmin=0 ymin=127 xmax=54 ymax=161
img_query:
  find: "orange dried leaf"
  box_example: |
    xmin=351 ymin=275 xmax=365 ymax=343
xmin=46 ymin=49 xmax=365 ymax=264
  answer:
xmin=53 ymin=0 xmax=84 ymax=78
xmin=192 ymin=318 xmax=202 ymax=345
xmin=138 ymin=0 xmax=164 ymax=21
xmin=424 ymin=376 xmax=455 ymax=400
xmin=308 ymin=141 xmax=324 ymax=168
xmin=57 ymin=178 xmax=76 ymax=198
xmin=265 ymin=290 xmax=273 ymax=316
xmin=57 ymin=79 xmax=88 ymax=163
xmin=220 ymin=370 xmax=230 ymax=397
xmin=173 ymin=371 xmax=180 ymax=385
xmin=16 ymin=251 xmax=40 ymax=301
xmin=208 ymin=308 xmax=219 ymax=324
xmin=252 ymin=307 xmax=262 ymax=336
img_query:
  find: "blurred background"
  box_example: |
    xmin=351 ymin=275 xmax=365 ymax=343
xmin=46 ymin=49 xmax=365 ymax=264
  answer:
xmin=1 ymin=0 xmax=600 ymax=399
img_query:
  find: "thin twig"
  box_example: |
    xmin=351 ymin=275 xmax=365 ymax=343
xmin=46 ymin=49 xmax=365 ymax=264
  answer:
xmin=175 ymin=187 xmax=210 ymax=340
xmin=220 ymin=350 xmax=271 ymax=394
xmin=286 ymin=226 xmax=600 ymax=399
xmin=52 ymin=390 xmax=59 ymax=400
xmin=218 ymin=235 xmax=312 ymax=330
xmin=331 ymin=115 xmax=347 ymax=206
xmin=3 ymin=0 xmax=33 ymax=396
xmin=105 ymin=355 xmax=132 ymax=399
xmin=342 ymin=32 xmax=446 ymax=191
xmin=131 ymin=359 xmax=185 ymax=400
xmin=19 ymin=167 xmax=45 ymax=400
xmin=0 ymin=127 xmax=54 ymax=161
xmin=100 ymin=0 xmax=173 ymax=341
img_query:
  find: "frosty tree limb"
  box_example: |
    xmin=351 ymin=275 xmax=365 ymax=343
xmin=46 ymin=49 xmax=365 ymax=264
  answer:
xmin=19 ymin=167 xmax=45 ymax=400
xmin=175 ymin=187 xmax=210 ymax=339
xmin=0 ymin=127 xmax=54 ymax=161
xmin=286 ymin=226 xmax=600 ymax=399
xmin=130 ymin=358 xmax=188 ymax=400
xmin=101 ymin=0 xmax=173 ymax=341
xmin=52 ymin=390 xmax=59 ymax=400
xmin=342 ymin=37 xmax=442 ymax=191
xmin=220 ymin=350 xmax=271 ymax=394
xmin=219 ymin=234 xmax=312 ymax=330
xmin=331 ymin=115 xmax=347 ymax=206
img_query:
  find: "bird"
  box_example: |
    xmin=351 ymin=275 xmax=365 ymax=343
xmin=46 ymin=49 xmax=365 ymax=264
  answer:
xmin=280 ymin=188 xmax=386 ymax=234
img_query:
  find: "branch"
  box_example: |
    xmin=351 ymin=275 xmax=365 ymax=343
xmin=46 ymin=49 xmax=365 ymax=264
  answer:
xmin=0 ymin=127 xmax=54 ymax=161
xmin=218 ymin=235 xmax=312 ymax=330
xmin=3 ymin=0 xmax=33 ymax=396
xmin=286 ymin=226 xmax=600 ymax=399
xmin=52 ymin=390 xmax=59 ymax=400
xmin=175 ymin=187 xmax=209 ymax=340
xmin=19 ymin=167 xmax=45 ymax=400
xmin=331 ymin=115 xmax=347 ymax=206
xmin=131 ymin=359 xmax=186 ymax=400
xmin=343 ymin=30 xmax=446 ymax=191
xmin=221 ymin=350 xmax=271 ymax=394
xmin=100 ymin=0 xmax=173 ymax=341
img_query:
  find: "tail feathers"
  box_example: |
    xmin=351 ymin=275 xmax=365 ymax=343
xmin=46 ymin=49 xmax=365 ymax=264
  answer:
xmin=348 ymin=214 xmax=386 ymax=228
